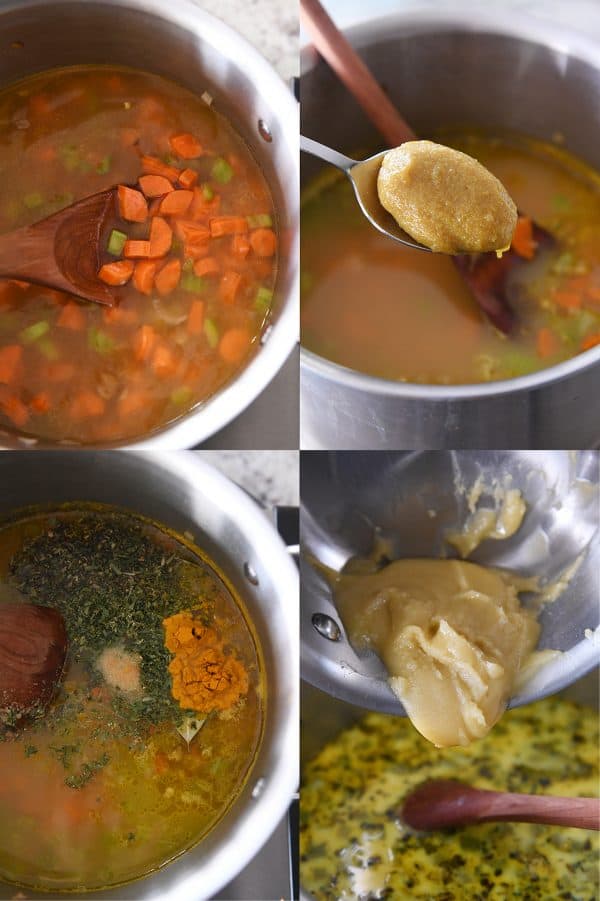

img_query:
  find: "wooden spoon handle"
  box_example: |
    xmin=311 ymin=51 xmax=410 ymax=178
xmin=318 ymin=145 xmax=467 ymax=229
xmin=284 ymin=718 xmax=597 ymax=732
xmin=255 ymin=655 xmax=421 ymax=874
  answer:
xmin=482 ymin=791 xmax=600 ymax=830
xmin=300 ymin=0 xmax=415 ymax=146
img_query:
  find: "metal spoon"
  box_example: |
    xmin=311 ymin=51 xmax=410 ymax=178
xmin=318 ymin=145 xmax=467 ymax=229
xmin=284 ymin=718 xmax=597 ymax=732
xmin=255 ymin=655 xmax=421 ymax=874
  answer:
xmin=301 ymin=135 xmax=430 ymax=252
xmin=402 ymin=779 xmax=600 ymax=831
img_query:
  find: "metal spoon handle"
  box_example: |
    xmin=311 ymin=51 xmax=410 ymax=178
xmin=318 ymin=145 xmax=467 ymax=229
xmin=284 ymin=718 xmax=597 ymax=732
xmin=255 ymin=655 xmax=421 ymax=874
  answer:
xmin=300 ymin=135 xmax=356 ymax=171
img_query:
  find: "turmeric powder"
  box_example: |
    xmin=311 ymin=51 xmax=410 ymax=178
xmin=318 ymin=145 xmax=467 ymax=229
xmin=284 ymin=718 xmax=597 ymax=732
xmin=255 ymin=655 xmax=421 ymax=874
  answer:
xmin=162 ymin=610 xmax=249 ymax=713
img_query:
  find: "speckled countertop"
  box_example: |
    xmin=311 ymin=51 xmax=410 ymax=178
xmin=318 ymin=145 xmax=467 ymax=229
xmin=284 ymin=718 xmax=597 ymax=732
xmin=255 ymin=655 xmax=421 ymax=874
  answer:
xmin=195 ymin=450 xmax=299 ymax=506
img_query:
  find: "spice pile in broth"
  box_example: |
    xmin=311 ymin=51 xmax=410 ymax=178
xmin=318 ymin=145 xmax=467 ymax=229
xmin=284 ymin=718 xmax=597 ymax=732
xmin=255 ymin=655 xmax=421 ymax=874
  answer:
xmin=0 ymin=65 xmax=277 ymax=443
xmin=0 ymin=508 xmax=263 ymax=891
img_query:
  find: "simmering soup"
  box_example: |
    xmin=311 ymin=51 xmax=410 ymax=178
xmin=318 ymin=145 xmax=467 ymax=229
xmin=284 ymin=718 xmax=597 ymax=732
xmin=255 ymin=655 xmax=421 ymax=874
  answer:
xmin=0 ymin=507 xmax=263 ymax=891
xmin=301 ymin=132 xmax=600 ymax=384
xmin=0 ymin=66 xmax=277 ymax=443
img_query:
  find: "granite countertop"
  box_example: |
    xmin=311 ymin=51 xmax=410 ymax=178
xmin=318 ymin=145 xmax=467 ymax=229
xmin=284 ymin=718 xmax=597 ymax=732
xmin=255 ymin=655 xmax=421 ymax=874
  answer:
xmin=195 ymin=450 xmax=299 ymax=507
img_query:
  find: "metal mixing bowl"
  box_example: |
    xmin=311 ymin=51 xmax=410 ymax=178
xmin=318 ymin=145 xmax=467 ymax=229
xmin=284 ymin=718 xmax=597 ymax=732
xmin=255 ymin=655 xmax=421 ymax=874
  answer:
xmin=0 ymin=0 xmax=298 ymax=449
xmin=300 ymin=7 xmax=600 ymax=449
xmin=301 ymin=450 xmax=599 ymax=715
xmin=0 ymin=451 xmax=299 ymax=900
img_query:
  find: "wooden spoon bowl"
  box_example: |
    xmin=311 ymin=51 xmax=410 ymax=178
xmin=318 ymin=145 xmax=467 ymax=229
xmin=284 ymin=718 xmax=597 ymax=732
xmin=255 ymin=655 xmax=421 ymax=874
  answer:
xmin=0 ymin=602 xmax=68 ymax=725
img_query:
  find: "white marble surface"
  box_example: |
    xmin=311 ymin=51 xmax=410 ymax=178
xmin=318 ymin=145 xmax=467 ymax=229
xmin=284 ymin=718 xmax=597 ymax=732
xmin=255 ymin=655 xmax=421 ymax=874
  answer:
xmin=193 ymin=0 xmax=299 ymax=80
xmin=195 ymin=450 xmax=299 ymax=506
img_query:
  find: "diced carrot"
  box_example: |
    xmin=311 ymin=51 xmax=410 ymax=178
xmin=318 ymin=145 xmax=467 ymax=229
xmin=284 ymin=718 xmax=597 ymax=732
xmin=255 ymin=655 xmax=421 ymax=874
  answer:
xmin=45 ymin=361 xmax=75 ymax=383
xmin=0 ymin=394 xmax=29 ymax=427
xmin=140 ymin=155 xmax=180 ymax=183
xmin=118 ymin=185 xmax=148 ymax=223
xmin=152 ymin=343 xmax=178 ymax=378
xmin=30 ymin=392 xmax=50 ymax=414
xmin=0 ymin=345 xmax=23 ymax=384
xmin=209 ymin=216 xmax=248 ymax=238
xmin=147 ymin=198 xmax=162 ymax=218
xmin=219 ymin=270 xmax=242 ymax=304
xmin=169 ymin=133 xmax=203 ymax=159
xmin=554 ymin=291 xmax=582 ymax=311
xmin=103 ymin=306 xmax=138 ymax=327
xmin=134 ymin=324 xmax=156 ymax=362
xmin=249 ymin=227 xmax=277 ymax=258
xmin=581 ymin=332 xmax=600 ymax=351
xmin=218 ymin=327 xmax=251 ymax=364
xmin=133 ymin=260 xmax=158 ymax=295
xmin=193 ymin=257 xmax=220 ymax=278
xmin=159 ymin=190 xmax=193 ymax=216
xmin=123 ymin=239 xmax=152 ymax=259
xmin=118 ymin=389 xmax=149 ymax=418
xmin=155 ymin=259 xmax=181 ymax=296
xmin=57 ymin=302 xmax=86 ymax=330
xmin=536 ymin=327 xmax=560 ymax=358
xmin=178 ymin=168 xmax=198 ymax=190
xmin=120 ymin=127 xmax=141 ymax=148
xmin=232 ymin=234 xmax=250 ymax=259
xmin=138 ymin=175 xmax=175 ymax=198
xmin=190 ymin=187 xmax=221 ymax=219
xmin=174 ymin=220 xmax=210 ymax=243
xmin=32 ymin=142 xmax=57 ymax=163
xmin=98 ymin=260 xmax=134 ymax=286
xmin=187 ymin=299 xmax=205 ymax=336
xmin=70 ymin=391 xmax=105 ymax=419
xmin=148 ymin=217 xmax=173 ymax=258
xmin=184 ymin=240 xmax=210 ymax=260
xmin=511 ymin=216 xmax=536 ymax=260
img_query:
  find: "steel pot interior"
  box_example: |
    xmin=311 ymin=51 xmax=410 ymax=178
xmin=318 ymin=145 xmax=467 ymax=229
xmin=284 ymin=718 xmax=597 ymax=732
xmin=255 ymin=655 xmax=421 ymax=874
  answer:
xmin=300 ymin=9 xmax=600 ymax=449
xmin=0 ymin=0 xmax=298 ymax=449
xmin=0 ymin=451 xmax=299 ymax=900
xmin=301 ymin=450 xmax=599 ymax=714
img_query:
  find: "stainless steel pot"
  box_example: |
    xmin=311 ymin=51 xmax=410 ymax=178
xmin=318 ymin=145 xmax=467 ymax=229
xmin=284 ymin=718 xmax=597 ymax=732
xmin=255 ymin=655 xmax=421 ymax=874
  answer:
xmin=0 ymin=451 xmax=299 ymax=900
xmin=0 ymin=0 xmax=298 ymax=449
xmin=300 ymin=7 xmax=600 ymax=449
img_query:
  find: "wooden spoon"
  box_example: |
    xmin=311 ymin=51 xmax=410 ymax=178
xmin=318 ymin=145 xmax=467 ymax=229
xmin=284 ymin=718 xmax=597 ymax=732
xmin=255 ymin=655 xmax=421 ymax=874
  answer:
xmin=402 ymin=779 xmax=600 ymax=831
xmin=0 ymin=602 xmax=68 ymax=725
xmin=0 ymin=187 xmax=119 ymax=306
xmin=300 ymin=0 xmax=554 ymax=335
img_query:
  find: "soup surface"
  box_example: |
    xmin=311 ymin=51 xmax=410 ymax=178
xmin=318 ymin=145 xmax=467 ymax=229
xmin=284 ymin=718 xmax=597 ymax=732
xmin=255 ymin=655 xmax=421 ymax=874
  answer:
xmin=0 ymin=66 xmax=277 ymax=443
xmin=0 ymin=507 xmax=263 ymax=890
xmin=301 ymin=132 xmax=600 ymax=384
xmin=301 ymin=697 xmax=599 ymax=900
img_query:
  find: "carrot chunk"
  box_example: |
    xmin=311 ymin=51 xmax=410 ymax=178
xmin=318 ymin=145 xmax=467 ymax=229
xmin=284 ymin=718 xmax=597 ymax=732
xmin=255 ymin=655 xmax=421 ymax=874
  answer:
xmin=187 ymin=299 xmax=205 ymax=336
xmin=190 ymin=187 xmax=221 ymax=219
xmin=155 ymin=259 xmax=181 ymax=296
xmin=138 ymin=175 xmax=175 ymax=198
xmin=169 ymin=133 xmax=203 ymax=159
xmin=30 ymin=392 xmax=50 ymax=414
xmin=232 ymin=234 xmax=251 ymax=259
xmin=152 ymin=343 xmax=178 ymax=377
xmin=536 ymin=327 xmax=560 ymax=358
xmin=123 ymin=240 xmax=152 ymax=259
xmin=210 ymin=216 xmax=248 ymax=238
xmin=148 ymin=217 xmax=173 ymax=258
xmin=218 ymin=327 xmax=251 ymax=364
xmin=57 ymin=302 xmax=86 ymax=330
xmin=98 ymin=260 xmax=134 ymax=286
xmin=554 ymin=291 xmax=582 ymax=311
xmin=193 ymin=257 xmax=220 ymax=277
xmin=511 ymin=216 xmax=536 ymax=260
xmin=219 ymin=270 xmax=242 ymax=304
xmin=133 ymin=260 xmax=158 ymax=295
xmin=581 ymin=332 xmax=600 ymax=351
xmin=118 ymin=185 xmax=148 ymax=223
xmin=175 ymin=220 xmax=210 ymax=243
xmin=141 ymin=155 xmax=180 ymax=183
xmin=0 ymin=345 xmax=23 ymax=384
xmin=134 ymin=324 xmax=157 ymax=362
xmin=118 ymin=389 xmax=149 ymax=418
xmin=178 ymin=168 xmax=199 ymax=190
xmin=0 ymin=394 xmax=29 ymax=428
xmin=184 ymin=240 xmax=210 ymax=260
xmin=45 ymin=361 xmax=75 ymax=383
xmin=249 ymin=227 xmax=277 ymax=258
xmin=70 ymin=391 xmax=105 ymax=419
xmin=159 ymin=190 xmax=194 ymax=216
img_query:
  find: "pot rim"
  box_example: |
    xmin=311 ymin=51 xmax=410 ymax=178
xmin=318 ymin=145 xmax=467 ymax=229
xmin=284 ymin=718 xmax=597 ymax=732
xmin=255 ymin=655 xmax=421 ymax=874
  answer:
xmin=0 ymin=0 xmax=299 ymax=449
xmin=300 ymin=5 xmax=600 ymax=401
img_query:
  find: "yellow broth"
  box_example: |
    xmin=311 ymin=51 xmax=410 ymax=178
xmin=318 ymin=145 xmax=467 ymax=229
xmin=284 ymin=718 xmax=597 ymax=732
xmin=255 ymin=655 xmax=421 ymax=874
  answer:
xmin=301 ymin=132 xmax=600 ymax=384
xmin=0 ymin=508 xmax=263 ymax=891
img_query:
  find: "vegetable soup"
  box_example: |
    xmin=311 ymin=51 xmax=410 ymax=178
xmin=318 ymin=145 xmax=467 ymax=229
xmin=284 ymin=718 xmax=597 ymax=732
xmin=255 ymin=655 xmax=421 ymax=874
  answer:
xmin=0 ymin=507 xmax=263 ymax=891
xmin=0 ymin=66 xmax=277 ymax=443
xmin=301 ymin=132 xmax=600 ymax=384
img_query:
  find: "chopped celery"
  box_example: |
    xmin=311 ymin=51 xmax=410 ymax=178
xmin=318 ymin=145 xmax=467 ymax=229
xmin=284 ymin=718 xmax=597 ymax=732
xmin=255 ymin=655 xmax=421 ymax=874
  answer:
xmin=255 ymin=286 xmax=273 ymax=312
xmin=247 ymin=213 xmax=273 ymax=229
xmin=202 ymin=184 xmax=214 ymax=201
xmin=171 ymin=238 xmax=183 ymax=253
xmin=38 ymin=337 xmax=59 ymax=361
xmin=164 ymin=153 xmax=178 ymax=166
xmin=23 ymin=192 xmax=43 ymax=209
xmin=96 ymin=155 xmax=111 ymax=175
xmin=500 ymin=347 xmax=540 ymax=377
xmin=552 ymin=193 xmax=571 ymax=213
xmin=182 ymin=258 xmax=195 ymax=274
xmin=181 ymin=273 xmax=205 ymax=293
xmin=203 ymin=318 xmax=219 ymax=348
xmin=170 ymin=385 xmax=194 ymax=406
xmin=88 ymin=327 xmax=115 ymax=354
xmin=20 ymin=320 xmax=49 ymax=344
xmin=107 ymin=229 xmax=127 ymax=257
xmin=60 ymin=144 xmax=80 ymax=172
xmin=211 ymin=158 xmax=233 ymax=184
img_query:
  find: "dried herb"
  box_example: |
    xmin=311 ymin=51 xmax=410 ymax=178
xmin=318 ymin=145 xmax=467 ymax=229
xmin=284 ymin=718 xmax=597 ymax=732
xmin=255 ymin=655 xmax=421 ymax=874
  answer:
xmin=65 ymin=752 xmax=110 ymax=790
xmin=24 ymin=744 xmax=38 ymax=757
